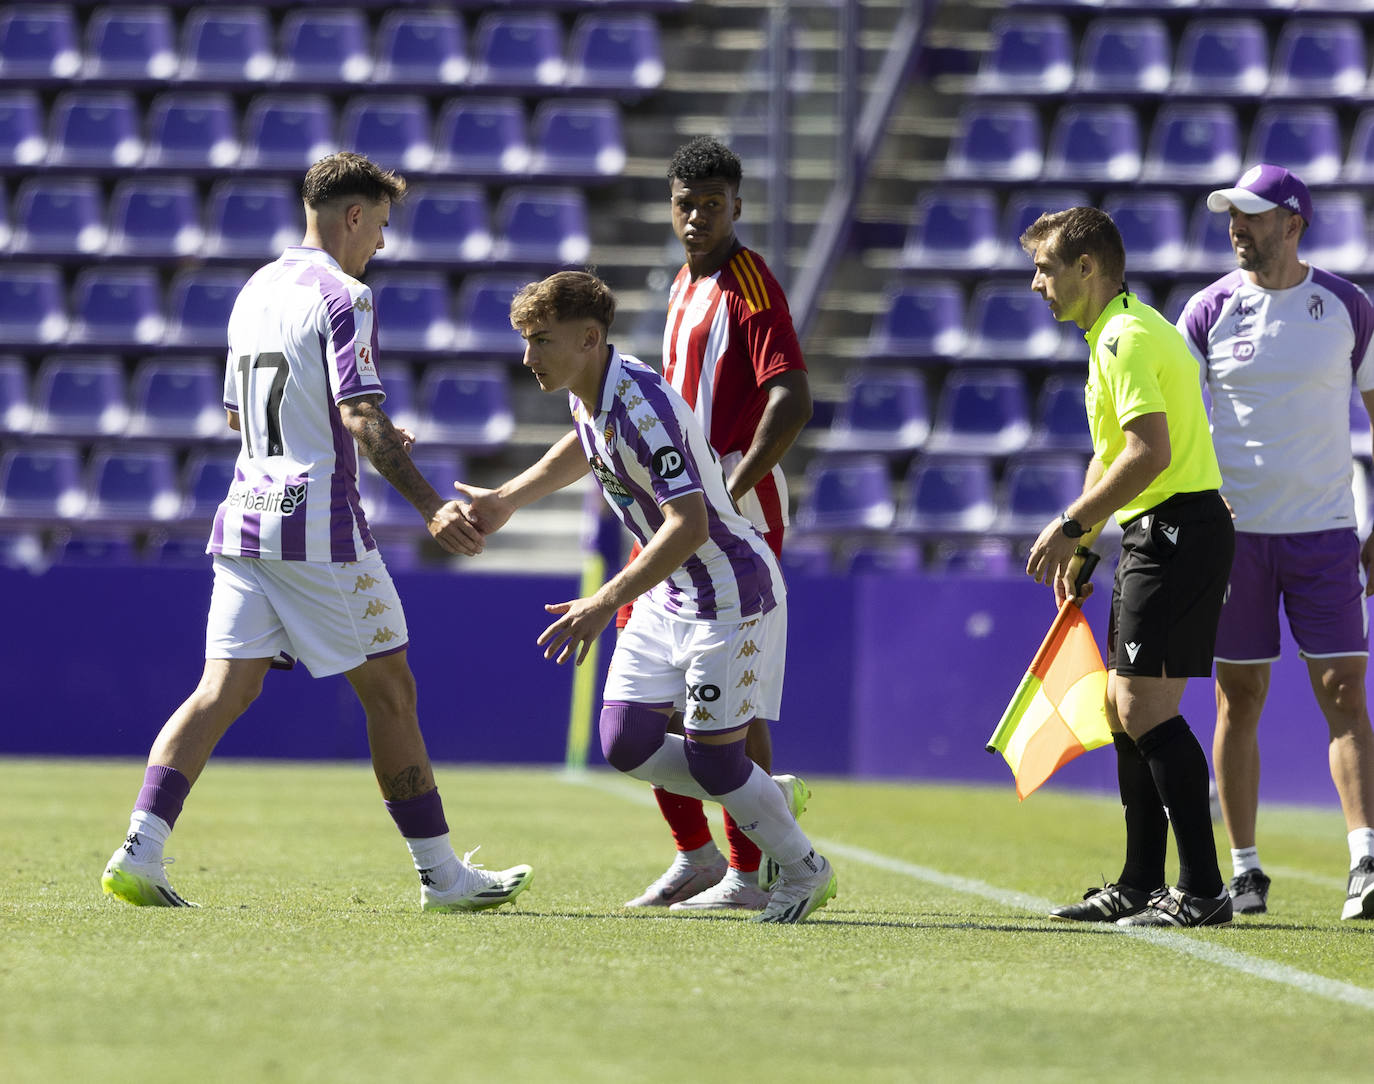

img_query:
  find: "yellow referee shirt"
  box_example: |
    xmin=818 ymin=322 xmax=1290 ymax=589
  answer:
xmin=1083 ymin=292 xmax=1222 ymax=523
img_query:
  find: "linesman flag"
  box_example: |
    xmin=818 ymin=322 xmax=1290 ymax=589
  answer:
xmin=986 ymin=578 xmax=1112 ymax=799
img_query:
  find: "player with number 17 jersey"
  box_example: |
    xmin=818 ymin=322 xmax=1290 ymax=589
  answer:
xmin=210 ymin=246 xmax=384 ymax=563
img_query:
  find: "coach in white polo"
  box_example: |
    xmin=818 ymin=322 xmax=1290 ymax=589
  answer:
xmin=1178 ymin=163 xmax=1374 ymax=920
xmin=101 ymin=152 xmax=532 ymax=914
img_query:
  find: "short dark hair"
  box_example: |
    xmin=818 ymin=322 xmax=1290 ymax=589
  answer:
xmin=510 ymin=271 xmax=617 ymax=333
xmin=301 ymin=152 xmax=406 ymax=209
xmin=667 ymin=137 xmax=743 ymax=187
xmin=1020 ymin=206 xmax=1126 ymax=285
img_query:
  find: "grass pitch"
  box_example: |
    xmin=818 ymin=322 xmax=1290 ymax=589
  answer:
xmin=3 ymin=758 xmax=1372 ymax=1082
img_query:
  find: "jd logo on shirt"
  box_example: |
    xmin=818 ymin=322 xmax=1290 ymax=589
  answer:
xmin=652 ymin=447 xmax=686 ymax=479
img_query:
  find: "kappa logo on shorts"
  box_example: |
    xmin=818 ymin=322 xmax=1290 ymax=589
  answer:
xmin=362 ymin=598 xmax=391 ymax=618
xmin=736 ymin=670 xmax=757 ymax=688
xmin=691 ymin=705 xmax=716 ymax=723
xmin=352 ymin=573 xmax=381 ymax=593
xmin=1124 ymin=642 xmax=1142 ymax=663
xmin=737 ymin=640 xmax=759 ymax=659
xmin=369 ymin=626 xmax=400 ymax=646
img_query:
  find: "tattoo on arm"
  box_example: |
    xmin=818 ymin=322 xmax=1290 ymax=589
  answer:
xmin=344 ymin=396 xmax=440 ymax=516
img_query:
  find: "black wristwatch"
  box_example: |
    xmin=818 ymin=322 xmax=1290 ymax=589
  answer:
xmin=1059 ymin=511 xmax=1086 ymax=538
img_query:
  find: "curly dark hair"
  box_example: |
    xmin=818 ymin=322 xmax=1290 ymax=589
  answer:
xmin=667 ymin=137 xmax=743 ymax=187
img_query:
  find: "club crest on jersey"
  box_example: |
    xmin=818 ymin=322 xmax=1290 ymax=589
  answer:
xmin=589 ymin=453 xmax=634 ymax=507
xmin=603 ymin=422 xmax=616 ymax=452
xmin=1308 ymin=294 xmax=1324 ymax=320
xmin=225 ymin=479 xmax=308 ymax=516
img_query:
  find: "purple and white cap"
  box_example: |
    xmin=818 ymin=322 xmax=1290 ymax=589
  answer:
xmin=1207 ymin=164 xmax=1312 ymax=224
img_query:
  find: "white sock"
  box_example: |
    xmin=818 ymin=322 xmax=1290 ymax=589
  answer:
xmin=683 ymin=841 xmax=721 ymax=865
xmin=622 ymin=734 xmax=711 ymax=800
xmin=1348 ymin=827 xmax=1374 ymax=868
xmin=715 ymin=765 xmax=811 ymax=867
xmin=782 ymin=849 xmax=826 ymax=882
xmin=1230 ymin=846 xmax=1261 ymax=878
xmin=125 ymin=810 xmax=171 ymax=863
xmin=405 ymin=833 xmax=460 ymax=892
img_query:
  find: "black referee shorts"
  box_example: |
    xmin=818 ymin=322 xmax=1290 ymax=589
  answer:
xmin=1108 ymin=489 xmax=1234 ymax=678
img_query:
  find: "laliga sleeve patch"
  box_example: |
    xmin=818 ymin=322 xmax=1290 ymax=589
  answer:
xmin=651 ymin=446 xmax=687 ymax=479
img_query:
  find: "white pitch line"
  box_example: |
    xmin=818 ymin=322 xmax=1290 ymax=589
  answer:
xmin=562 ymin=769 xmax=1374 ymax=1013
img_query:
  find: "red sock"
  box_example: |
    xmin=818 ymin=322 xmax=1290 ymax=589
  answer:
xmin=723 ymin=810 xmax=762 ymax=873
xmin=654 ymin=787 xmax=713 ymax=853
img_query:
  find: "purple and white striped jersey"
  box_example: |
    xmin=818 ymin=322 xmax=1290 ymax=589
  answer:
xmin=209 ymin=247 xmax=382 ymax=562
xmin=571 ymin=346 xmax=782 ymax=622
xmin=1178 ymin=266 xmax=1374 ymax=534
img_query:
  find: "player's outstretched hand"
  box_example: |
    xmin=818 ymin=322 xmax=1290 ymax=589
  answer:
xmin=454 ymin=481 xmax=514 ymax=536
xmin=426 ymin=499 xmax=485 ymax=556
xmin=538 ymin=598 xmax=613 ymax=665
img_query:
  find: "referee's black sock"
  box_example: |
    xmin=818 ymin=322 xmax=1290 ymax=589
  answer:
xmin=1137 ymin=715 xmax=1224 ymax=899
xmin=1113 ymin=731 xmax=1167 ymax=893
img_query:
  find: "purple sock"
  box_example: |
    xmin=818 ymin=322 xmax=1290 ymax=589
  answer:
xmin=135 ymin=765 xmax=191 ymax=828
xmin=384 ymin=788 xmax=449 ymax=839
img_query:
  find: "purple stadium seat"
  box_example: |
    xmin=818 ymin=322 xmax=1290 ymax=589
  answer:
xmin=339 ymin=94 xmax=433 ymax=173
xmin=928 ymin=537 xmax=1014 ymax=578
xmin=1100 ymin=190 xmax=1186 ymax=273
xmin=146 ymin=533 xmax=214 ymax=567
xmin=1343 ymin=109 xmax=1374 ymax=185
xmin=84 ymin=5 xmax=177 ymax=82
xmin=963 ymin=280 xmax=1065 ymax=365
xmin=164 ymin=269 xmax=244 ymax=350
xmin=470 ymin=12 xmax=565 ymax=91
xmin=180 ymin=7 xmax=274 ymax=84
xmin=106 ymin=178 xmax=203 ymax=259
xmin=204 ymin=178 xmax=300 ymax=260
xmin=452 ymin=274 xmax=528 ymax=357
xmin=1142 ymin=103 xmax=1242 ymax=185
xmin=1028 ymin=374 xmax=1091 ymax=453
xmin=11 ymin=176 xmax=105 ymax=256
xmin=48 ymin=89 xmax=142 ymax=167
xmin=1186 ymin=194 xmax=1237 ymax=273
xmin=0 ymin=443 xmax=86 ymax=519
xmin=278 ymin=8 xmax=372 ymax=86
xmin=1075 ymin=17 xmax=1171 ymax=95
xmin=30 ymin=355 xmax=128 ymax=437
xmin=1300 ymin=193 xmax=1367 ymax=276
xmin=819 ymin=370 xmax=929 ymax=455
xmin=181 ymin=450 xmax=238 ymax=520
xmin=896 ymin=455 xmax=997 ymax=536
xmin=374 ymin=360 xmax=416 ymax=433
xmin=999 ymin=188 xmax=1091 ymax=269
xmin=417 ymin=364 xmax=514 ymax=452
xmin=945 ymin=102 xmax=1043 ymax=181
xmin=0 ymin=265 xmax=66 ymax=346
xmin=839 ymin=539 xmax=923 ymax=576
xmin=900 ymin=188 xmax=1000 ymax=272
xmin=86 ymin=445 xmax=181 ymax=523
xmin=127 ymin=358 xmax=226 ymax=441
xmin=996 ymin=452 xmax=1089 ymax=535
xmin=1172 ymin=18 xmax=1268 ymax=96
xmin=492 ymin=187 xmax=590 ymax=265
xmin=0 ymin=355 xmax=30 ymax=436
xmin=869 ymin=281 xmax=966 ymax=363
xmin=359 ymin=448 xmax=467 ymax=529
xmin=778 ymin=536 xmax=834 ymax=577
xmin=242 ymin=94 xmax=336 ymax=170
xmin=1045 ymin=104 xmax=1142 ymax=183
xmin=1270 ymin=17 xmax=1365 ymax=98
xmin=68 ymin=268 xmax=165 ymax=349
xmin=396 ymin=184 xmax=491 ymax=264
xmin=145 ymin=91 xmax=240 ymax=169
xmin=529 ymin=98 xmax=626 ymax=180
xmin=0 ymin=5 xmax=79 ymax=81
xmin=373 ymin=8 xmax=467 ymax=87
xmin=52 ymin=531 xmax=139 ymax=567
xmin=1246 ymin=104 xmax=1342 ymax=184
xmin=795 ymin=456 xmax=896 ymax=532
xmin=0 ymin=89 xmax=44 ymax=165
xmin=925 ymin=367 xmax=1031 ymax=456
xmin=370 ymin=273 xmax=455 ymax=354
xmin=1163 ymin=280 xmax=1210 ymax=325
xmin=565 ymin=13 xmax=664 ymax=95
xmin=975 ymin=14 xmax=1073 ymax=94
xmin=432 ymin=97 xmax=529 ymax=176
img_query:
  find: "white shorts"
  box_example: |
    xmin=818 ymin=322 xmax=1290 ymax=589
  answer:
xmin=604 ymin=597 xmax=786 ymax=734
xmin=205 ymin=550 xmax=409 ymax=678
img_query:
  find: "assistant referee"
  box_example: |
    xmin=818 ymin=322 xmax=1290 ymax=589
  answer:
xmin=1022 ymin=206 xmax=1234 ymax=928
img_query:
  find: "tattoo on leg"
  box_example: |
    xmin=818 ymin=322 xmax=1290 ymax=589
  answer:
xmin=380 ymin=765 xmax=431 ymax=801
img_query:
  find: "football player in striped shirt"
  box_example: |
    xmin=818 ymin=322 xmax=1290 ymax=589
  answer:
xmin=618 ymin=138 xmax=815 ymax=912
xmin=457 ymin=270 xmax=837 ymax=924
xmin=101 ymin=153 xmax=532 ymax=913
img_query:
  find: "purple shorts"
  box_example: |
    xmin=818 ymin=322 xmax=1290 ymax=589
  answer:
xmin=1215 ymin=529 xmax=1369 ymax=663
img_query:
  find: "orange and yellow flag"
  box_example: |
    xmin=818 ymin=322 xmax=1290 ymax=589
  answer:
xmin=986 ymin=600 xmax=1112 ymax=799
